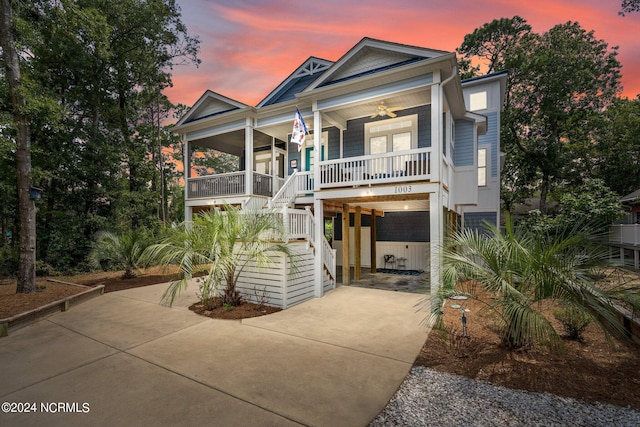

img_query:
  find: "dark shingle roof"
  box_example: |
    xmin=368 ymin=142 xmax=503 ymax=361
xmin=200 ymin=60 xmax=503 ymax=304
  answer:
xmin=319 ymin=57 xmax=425 ymax=88
xmin=262 ymin=74 xmax=318 ymax=106
xmin=621 ymin=189 xmax=640 ymax=205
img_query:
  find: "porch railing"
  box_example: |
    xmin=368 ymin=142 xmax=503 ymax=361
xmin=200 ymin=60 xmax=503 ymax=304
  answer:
xmin=296 ymin=171 xmax=313 ymax=194
xmin=253 ymin=172 xmax=272 ymax=197
xmin=610 ymin=224 xmax=640 ymax=246
xmin=318 ymin=148 xmax=432 ymax=188
xmin=281 ymin=206 xmax=336 ymax=281
xmin=187 ymin=171 xmax=246 ymax=199
xmin=269 ymin=171 xmax=299 ymax=209
xmin=187 ymin=171 xmax=272 ymax=199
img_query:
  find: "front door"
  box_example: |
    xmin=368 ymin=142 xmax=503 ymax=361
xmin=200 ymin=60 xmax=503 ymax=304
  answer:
xmin=305 ymin=146 xmax=325 ymax=171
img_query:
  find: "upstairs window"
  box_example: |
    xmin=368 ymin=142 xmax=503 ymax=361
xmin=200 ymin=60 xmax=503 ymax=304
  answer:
xmin=478 ymin=147 xmax=487 ymax=186
xmin=470 ymin=91 xmax=487 ymax=111
xmin=365 ymin=115 xmax=417 ymax=175
xmin=365 ymin=115 xmax=417 ymax=154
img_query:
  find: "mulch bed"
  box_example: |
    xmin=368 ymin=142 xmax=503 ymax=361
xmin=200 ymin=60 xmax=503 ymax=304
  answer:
xmin=414 ymin=289 xmax=640 ymax=410
xmin=189 ymin=298 xmax=281 ymax=320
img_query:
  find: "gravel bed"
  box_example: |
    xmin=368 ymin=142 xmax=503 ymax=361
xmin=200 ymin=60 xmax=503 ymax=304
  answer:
xmin=371 ymin=366 xmax=640 ymax=427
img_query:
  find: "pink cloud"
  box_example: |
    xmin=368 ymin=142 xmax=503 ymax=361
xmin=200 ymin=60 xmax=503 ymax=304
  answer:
xmin=168 ymin=0 xmax=640 ymax=107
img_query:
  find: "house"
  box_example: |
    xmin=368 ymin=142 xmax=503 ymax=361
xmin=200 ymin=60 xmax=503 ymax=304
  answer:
xmin=172 ymin=38 xmax=507 ymax=308
xmin=610 ymin=189 xmax=640 ymax=269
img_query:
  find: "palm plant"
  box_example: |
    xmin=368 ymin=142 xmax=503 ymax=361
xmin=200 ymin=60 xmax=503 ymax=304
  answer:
xmin=143 ymin=204 xmax=297 ymax=307
xmin=89 ymin=229 xmax=150 ymax=279
xmin=437 ymin=216 xmax=639 ymax=349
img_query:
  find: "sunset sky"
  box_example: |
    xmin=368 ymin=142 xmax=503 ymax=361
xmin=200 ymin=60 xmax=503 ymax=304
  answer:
xmin=165 ymin=0 xmax=640 ymax=110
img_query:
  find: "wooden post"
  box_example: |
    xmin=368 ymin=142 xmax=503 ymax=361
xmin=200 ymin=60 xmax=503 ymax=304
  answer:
xmin=370 ymin=209 xmax=377 ymax=273
xmin=342 ymin=204 xmax=350 ymax=285
xmin=355 ymin=206 xmax=361 ymax=280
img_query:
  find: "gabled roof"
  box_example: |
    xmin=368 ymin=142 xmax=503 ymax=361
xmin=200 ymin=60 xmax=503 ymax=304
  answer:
xmin=257 ymin=57 xmax=333 ymax=108
xmin=621 ymin=189 xmax=640 ymax=205
xmin=174 ymin=90 xmax=250 ymax=128
xmin=303 ymin=37 xmax=450 ymax=92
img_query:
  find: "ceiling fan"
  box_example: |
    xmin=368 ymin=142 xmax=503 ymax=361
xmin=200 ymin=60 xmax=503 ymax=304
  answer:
xmin=370 ymin=101 xmax=402 ymax=119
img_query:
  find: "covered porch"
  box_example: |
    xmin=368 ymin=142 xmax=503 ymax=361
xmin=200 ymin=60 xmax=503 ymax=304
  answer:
xmin=316 ymin=183 xmax=455 ymax=306
xmin=185 ymin=125 xmax=288 ymax=201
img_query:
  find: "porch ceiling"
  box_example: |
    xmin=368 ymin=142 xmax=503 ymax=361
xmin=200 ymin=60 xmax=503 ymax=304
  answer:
xmin=190 ymin=129 xmax=274 ymax=156
xmin=324 ymin=194 xmax=429 ymax=216
xmin=319 ymin=88 xmax=431 ymax=126
xmin=255 ymin=87 xmax=431 ymax=142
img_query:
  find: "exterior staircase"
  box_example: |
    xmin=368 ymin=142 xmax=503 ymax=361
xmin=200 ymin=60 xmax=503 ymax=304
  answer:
xmin=242 ymin=173 xmax=336 ymax=287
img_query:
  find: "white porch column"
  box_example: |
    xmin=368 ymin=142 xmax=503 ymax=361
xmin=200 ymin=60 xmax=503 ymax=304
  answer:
xmin=313 ymin=107 xmax=322 ymax=191
xmin=183 ymin=134 xmax=191 ymax=221
xmin=314 ymin=198 xmax=324 ymax=297
xmin=245 ymin=117 xmax=253 ymax=195
xmin=271 ymin=137 xmax=277 ymax=195
xmin=429 ymin=189 xmax=443 ymax=310
xmin=431 ymin=71 xmax=442 ymax=183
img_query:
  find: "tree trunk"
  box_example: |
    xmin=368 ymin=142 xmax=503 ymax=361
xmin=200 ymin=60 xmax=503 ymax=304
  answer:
xmin=539 ymin=174 xmax=549 ymax=215
xmin=0 ymin=0 xmax=37 ymax=293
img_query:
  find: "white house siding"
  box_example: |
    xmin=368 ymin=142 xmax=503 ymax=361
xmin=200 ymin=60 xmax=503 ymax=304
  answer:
xmin=334 ymin=235 xmax=430 ymax=271
xmin=234 ymin=242 xmax=317 ymax=309
xmin=282 ymin=246 xmax=316 ymax=308
xmin=234 ymin=253 xmax=287 ymax=307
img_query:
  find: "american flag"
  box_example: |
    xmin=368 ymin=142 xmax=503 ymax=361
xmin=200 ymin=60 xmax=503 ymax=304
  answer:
xmin=291 ymin=109 xmax=308 ymax=152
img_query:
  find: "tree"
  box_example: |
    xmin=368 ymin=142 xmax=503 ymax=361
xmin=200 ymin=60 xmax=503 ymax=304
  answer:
xmin=592 ymin=97 xmax=640 ymax=196
xmin=0 ymin=0 xmax=37 ymax=293
xmin=0 ymin=1 xmax=200 ymax=273
xmin=459 ymin=18 xmax=622 ymax=213
xmin=620 ymin=0 xmax=640 ymax=15
xmin=457 ymin=16 xmax=532 ymax=78
xmin=144 ymin=205 xmax=297 ymax=307
xmin=438 ymin=217 xmax=639 ymax=349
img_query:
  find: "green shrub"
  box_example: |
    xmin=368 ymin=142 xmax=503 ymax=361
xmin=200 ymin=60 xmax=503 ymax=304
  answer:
xmin=438 ymin=215 xmax=639 ymax=350
xmin=35 ymin=260 xmax=58 ymax=276
xmin=553 ymin=305 xmax=592 ymax=341
xmin=89 ymin=229 xmax=151 ymax=279
xmin=0 ymin=245 xmax=19 ymax=278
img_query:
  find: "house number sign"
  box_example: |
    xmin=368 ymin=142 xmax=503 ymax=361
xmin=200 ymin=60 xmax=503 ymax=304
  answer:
xmin=394 ymin=185 xmax=412 ymax=194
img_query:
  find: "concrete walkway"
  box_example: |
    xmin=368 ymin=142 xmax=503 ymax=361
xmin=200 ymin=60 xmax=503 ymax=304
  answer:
xmin=0 ymin=281 xmax=430 ymax=427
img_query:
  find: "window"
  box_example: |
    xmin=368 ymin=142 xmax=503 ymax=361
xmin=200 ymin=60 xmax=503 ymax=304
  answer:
xmin=366 ymin=116 xmax=416 ymax=153
xmin=254 ymin=151 xmax=271 ymax=174
xmin=478 ymin=147 xmax=487 ymax=186
xmin=365 ymin=115 xmax=417 ymax=175
xmin=470 ymin=91 xmax=487 ymax=111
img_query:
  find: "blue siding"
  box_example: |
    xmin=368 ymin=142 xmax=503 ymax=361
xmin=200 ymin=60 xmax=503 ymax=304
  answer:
xmin=478 ymin=112 xmax=498 ymax=177
xmin=287 ymin=127 xmax=340 ymax=174
xmin=335 ymin=211 xmax=429 ymax=242
xmin=454 ymin=120 xmax=474 ymax=166
xmin=417 ymin=105 xmax=431 ymax=148
xmin=343 ymin=117 xmax=366 ymax=157
xmin=288 ymin=141 xmax=301 ymax=175
xmin=327 ymin=127 xmax=340 ymax=160
xmin=464 ymin=212 xmax=496 ymax=235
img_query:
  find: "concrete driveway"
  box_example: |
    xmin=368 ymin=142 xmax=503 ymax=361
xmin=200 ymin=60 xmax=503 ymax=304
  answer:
xmin=0 ymin=281 xmax=430 ymax=426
